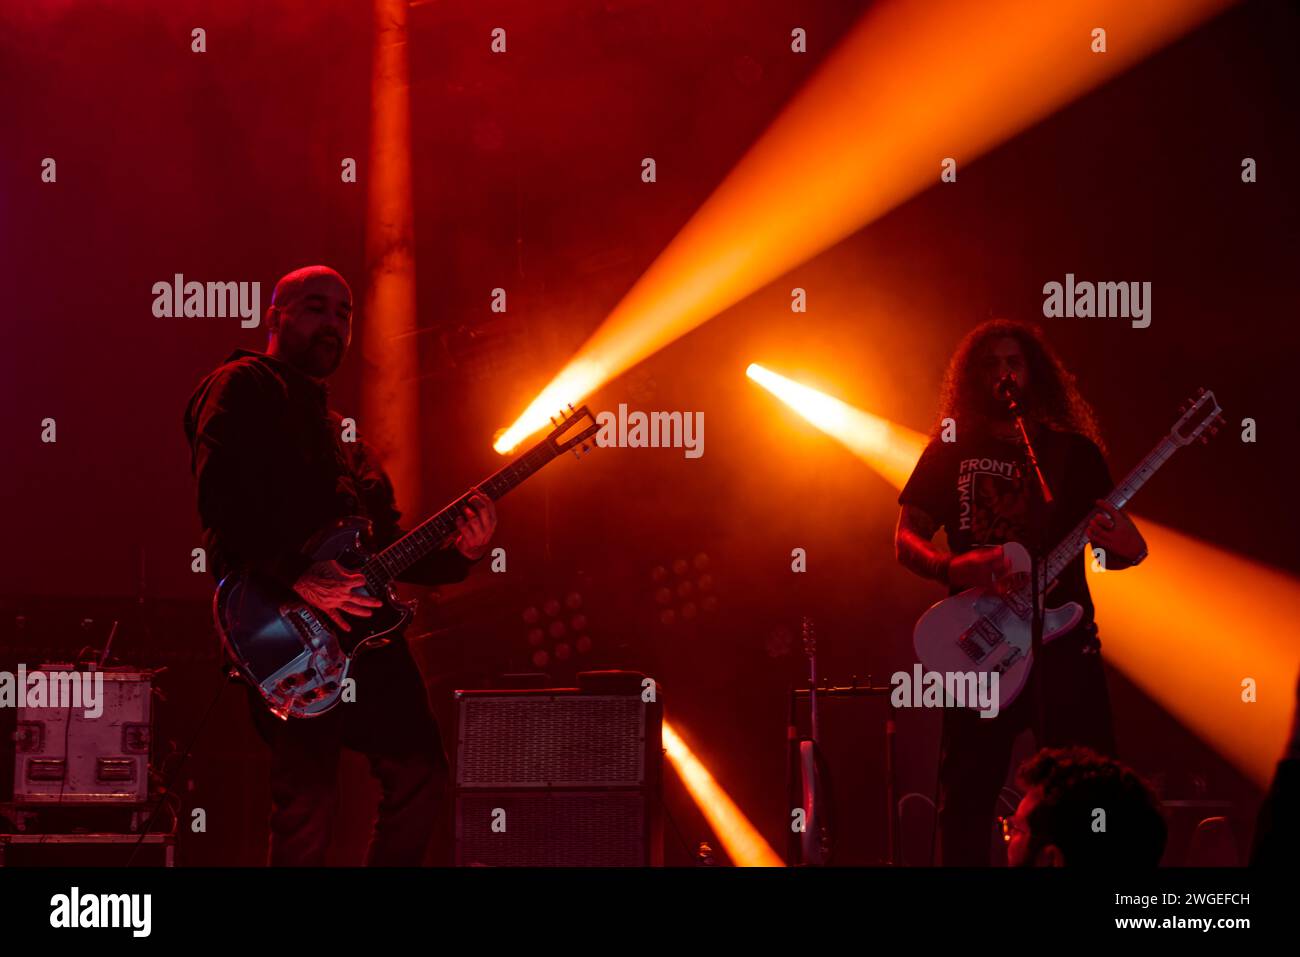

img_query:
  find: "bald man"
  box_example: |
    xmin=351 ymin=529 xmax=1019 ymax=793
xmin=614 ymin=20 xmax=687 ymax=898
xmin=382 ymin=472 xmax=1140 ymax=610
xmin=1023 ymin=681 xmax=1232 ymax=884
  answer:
xmin=184 ymin=265 xmax=497 ymax=866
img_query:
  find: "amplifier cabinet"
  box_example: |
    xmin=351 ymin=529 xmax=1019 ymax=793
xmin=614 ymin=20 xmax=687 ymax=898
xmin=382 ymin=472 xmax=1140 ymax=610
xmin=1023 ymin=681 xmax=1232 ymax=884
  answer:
xmin=454 ymin=689 xmax=662 ymax=866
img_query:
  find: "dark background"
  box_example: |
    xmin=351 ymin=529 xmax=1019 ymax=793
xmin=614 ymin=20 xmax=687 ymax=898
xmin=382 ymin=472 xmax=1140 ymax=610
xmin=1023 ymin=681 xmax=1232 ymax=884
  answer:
xmin=2 ymin=0 xmax=1296 ymax=865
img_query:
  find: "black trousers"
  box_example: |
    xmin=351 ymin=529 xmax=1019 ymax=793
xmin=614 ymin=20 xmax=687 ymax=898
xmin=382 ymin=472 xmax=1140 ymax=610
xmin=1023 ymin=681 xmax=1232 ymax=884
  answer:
xmin=936 ymin=630 xmax=1116 ymax=866
xmin=246 ymin=639 xmax=451 ymax=866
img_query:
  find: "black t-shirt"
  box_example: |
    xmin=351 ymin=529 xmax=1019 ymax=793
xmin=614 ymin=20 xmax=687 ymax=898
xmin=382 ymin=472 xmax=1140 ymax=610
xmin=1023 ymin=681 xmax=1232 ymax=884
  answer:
xmin=898 ymin=427 xmax=1113 ymax=640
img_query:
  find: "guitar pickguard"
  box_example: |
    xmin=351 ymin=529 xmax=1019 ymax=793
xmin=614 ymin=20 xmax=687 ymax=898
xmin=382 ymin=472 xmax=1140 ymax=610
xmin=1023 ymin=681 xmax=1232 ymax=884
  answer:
xmin=913 ymin=541 xmax=1085 ymax=712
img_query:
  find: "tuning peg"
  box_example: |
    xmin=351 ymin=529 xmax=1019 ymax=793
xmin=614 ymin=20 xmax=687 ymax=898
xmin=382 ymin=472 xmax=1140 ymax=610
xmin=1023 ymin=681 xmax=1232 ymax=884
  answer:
xmin=1196 ymin=387 xmax=1206 ymax=396
xmin=581 ymin=442 xmax=591 ymax=454
xmin=568 ymin=403 xmax=574 ymax=411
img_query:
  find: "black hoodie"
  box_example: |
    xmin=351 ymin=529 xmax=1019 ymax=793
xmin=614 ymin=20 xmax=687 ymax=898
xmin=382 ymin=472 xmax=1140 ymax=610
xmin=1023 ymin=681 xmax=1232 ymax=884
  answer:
xmin=183 ymin=349 xmax=474 ymax=589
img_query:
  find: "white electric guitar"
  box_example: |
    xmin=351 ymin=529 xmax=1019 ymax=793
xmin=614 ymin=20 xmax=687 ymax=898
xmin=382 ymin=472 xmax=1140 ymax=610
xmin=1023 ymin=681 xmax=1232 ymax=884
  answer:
xmin=912 ymin=389 xmax=1223 ymax=712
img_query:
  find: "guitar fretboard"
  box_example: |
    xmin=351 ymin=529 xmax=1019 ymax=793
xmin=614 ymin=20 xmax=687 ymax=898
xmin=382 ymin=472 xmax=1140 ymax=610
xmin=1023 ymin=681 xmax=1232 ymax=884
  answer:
xmin=362 ymin=439 xmax=558 ymax=585
xmin=1038 ymin=436 xmax=1178 ymax=590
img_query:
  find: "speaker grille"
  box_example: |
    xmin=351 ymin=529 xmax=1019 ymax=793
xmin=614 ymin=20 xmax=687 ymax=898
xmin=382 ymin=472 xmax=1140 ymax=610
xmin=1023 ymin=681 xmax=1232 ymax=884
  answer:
xmin=455 ymin=791 xmax=646 ymax=867
xmin=456 ymin=694 xmax=646 ymax=788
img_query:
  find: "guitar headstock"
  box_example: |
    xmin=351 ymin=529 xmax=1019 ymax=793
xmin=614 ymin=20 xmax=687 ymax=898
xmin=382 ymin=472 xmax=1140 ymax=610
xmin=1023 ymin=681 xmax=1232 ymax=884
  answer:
xmin=546 ymin=404 xmax=600 ymax=459
xmin=1170 ymin=388 xmax=1224 ymax=447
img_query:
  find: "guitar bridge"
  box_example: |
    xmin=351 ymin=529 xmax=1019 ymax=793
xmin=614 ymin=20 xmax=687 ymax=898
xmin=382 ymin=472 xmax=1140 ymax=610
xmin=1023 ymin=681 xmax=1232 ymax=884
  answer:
xmin=286 ymin=604 xmax=331 ymax=650
xmin=958 ymin=617 xmax=1002 ymax=661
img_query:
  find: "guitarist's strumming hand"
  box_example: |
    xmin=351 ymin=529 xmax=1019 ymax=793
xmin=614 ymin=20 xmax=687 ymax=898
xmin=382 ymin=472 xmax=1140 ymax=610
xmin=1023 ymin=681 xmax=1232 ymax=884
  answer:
xmin=947 ymin=546 xmax=1014 ymax=588
xmin=896 ymin=506 xmax=1012 ymax=589
xmin=453 ymin=490 xmax=497 ymax=560
xmin=292 ymin=560 xmax=383 ymax=632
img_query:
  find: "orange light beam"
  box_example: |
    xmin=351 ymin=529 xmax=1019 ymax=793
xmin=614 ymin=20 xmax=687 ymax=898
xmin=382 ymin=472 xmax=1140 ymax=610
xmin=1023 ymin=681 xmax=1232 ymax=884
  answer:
xmin=663 ymin=719 xmax=783 ymax=867
xmin=748 ymin=364 xmax=1296 ymax=788
xmin=495 ymin=0 xmax=1236 ymax=452
xmin=746 ymin=363 xmax=927 ymax=490
xmin=1089 ymin=526 xmax=1296 ymax=788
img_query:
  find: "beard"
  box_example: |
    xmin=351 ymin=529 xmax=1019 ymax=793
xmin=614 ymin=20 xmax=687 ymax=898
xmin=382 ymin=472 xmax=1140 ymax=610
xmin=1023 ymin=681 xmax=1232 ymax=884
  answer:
xmin=978 ymin=386 xmax=1019 ymax=422
xmin=288 ymin=332 xmax=344 ymax=378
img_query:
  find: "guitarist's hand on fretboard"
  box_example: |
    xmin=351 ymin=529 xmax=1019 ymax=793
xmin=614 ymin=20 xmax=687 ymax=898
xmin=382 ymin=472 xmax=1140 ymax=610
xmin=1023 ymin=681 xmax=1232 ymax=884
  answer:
xmin=1085 ymin=499 xmax=1146 ymax=565
xmin=452 ymin=489 xmax=498 ymax=560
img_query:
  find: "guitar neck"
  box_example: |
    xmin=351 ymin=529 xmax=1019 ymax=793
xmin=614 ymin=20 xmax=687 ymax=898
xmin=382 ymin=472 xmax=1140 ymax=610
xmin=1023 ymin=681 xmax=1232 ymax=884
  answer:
xmin=365 ymin=439 xmax=559 ymax=584
xmin=1040 ymin=435 xmax=1178 ymax=586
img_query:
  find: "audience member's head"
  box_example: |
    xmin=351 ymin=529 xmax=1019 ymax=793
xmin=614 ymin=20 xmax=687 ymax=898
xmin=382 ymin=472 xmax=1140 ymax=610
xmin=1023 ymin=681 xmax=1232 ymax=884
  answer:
xmin=1004 ymin=747 xmax=1166 ymax=867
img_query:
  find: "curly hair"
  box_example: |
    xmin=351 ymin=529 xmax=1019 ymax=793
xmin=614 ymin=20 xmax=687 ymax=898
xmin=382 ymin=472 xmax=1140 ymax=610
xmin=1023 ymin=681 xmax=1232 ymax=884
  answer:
xmin=1016 ymin=747 xmax=1167 ymax=867
xmin=934 ymin=319 xmax=1105 ymax=453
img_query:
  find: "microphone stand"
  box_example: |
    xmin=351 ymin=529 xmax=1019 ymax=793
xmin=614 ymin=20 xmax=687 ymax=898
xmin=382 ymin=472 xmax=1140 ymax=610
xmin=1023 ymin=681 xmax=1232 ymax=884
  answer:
xmin=1001 ymin=385 xmax=1054 ymax=744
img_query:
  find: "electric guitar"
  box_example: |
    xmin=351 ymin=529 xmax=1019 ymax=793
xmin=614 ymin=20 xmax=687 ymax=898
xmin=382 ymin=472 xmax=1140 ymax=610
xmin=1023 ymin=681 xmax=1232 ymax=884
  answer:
xmin=912 ymin=389 xmax=1223 ymax=712
xmin=215 ymin=405 xmax=599 ymax=719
